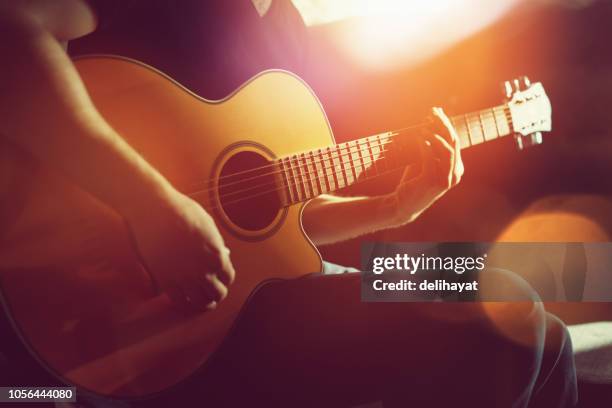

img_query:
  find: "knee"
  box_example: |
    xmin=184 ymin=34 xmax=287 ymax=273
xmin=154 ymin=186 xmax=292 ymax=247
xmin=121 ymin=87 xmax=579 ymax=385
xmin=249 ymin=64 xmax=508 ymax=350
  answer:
xmin=478 ymin=268 xmax=547 ymax=350
xmin=543 ymin=313 xmax=575 ymax=372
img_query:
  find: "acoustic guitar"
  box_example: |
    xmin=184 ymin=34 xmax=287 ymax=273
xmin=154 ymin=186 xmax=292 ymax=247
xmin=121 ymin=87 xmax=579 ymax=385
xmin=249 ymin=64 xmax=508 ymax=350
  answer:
xmin=0 ymin=56 xmax=552 ymax=398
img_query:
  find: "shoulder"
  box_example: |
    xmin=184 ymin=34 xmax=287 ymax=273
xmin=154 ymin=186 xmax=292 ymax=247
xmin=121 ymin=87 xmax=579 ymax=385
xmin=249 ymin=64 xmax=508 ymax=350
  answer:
xmin=0 ymin=0 xmax=97 ymax=41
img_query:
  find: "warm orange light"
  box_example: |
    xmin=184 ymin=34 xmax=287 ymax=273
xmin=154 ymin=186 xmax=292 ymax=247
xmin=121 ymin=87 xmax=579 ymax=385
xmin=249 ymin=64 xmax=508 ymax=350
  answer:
xmin=294 ymin=0 xmax=524 ymax=71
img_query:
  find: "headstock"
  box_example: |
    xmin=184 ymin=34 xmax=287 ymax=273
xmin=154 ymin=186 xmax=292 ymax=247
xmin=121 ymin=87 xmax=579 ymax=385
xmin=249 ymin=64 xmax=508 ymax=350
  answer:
xmin=504 ymin=76 xmax=552 ymax=150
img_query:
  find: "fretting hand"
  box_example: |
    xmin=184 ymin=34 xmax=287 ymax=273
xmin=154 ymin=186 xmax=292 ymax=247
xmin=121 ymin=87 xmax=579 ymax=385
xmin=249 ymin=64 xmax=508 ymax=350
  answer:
xmin=387 ymin=107 xmax=464 ymax=225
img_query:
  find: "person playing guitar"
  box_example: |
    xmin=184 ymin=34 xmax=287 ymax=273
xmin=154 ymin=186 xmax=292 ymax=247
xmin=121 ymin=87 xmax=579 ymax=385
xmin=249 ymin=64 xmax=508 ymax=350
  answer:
xmin=0 ymin=1 xmax=576 ymax=407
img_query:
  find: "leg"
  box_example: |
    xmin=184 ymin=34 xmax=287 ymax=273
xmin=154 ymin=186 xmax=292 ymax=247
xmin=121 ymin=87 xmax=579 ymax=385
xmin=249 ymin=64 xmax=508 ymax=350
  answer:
xmin=529 ymin=314 xmax=577 ymax=408
xmin=140 ymin=269 xmax=576 ymax=408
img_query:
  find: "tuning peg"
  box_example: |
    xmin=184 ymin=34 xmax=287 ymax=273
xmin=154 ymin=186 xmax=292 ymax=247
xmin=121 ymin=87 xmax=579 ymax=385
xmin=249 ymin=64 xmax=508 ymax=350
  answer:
xmin=504 ymin=76 xmax=533 ymax=99
xmin=504 ymin=80 xmax=514 ymax=99
xmin=531 ymin=131 xmax=543 ymax=145
xmin=512 ymin=77 xmax=531 ymax=91
xmin=515 ymin=132 xmax=544 ymax=150
xmin=520 ymin=76 xmax=531 ymax=89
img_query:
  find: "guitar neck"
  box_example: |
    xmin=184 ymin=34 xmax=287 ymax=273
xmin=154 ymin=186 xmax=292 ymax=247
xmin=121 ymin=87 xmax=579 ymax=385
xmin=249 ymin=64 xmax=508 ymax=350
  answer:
xmin=275 ymin=104 xmax=513 ymax=206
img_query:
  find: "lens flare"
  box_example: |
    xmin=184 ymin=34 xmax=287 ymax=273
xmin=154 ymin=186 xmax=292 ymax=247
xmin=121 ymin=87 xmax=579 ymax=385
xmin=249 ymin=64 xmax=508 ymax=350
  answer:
xmin=294 ymin=0 xmax=524 ymax=70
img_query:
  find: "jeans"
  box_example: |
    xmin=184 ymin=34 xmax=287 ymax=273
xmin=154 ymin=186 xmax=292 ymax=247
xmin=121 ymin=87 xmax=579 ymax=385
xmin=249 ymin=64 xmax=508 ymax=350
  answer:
xmin=130 ymin=269 xmax=577 ymax=408
xmin=1 ymin=269 xmax=578 ymax=408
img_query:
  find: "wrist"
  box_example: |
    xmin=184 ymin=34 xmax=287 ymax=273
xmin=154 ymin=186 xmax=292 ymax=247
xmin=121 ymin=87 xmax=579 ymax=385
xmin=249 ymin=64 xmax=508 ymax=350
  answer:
xmin=378 ymin=192 xmax=418 ymax=228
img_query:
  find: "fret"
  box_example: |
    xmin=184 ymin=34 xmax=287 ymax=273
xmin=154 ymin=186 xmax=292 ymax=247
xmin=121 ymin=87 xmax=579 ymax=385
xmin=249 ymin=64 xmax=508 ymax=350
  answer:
xmin=313 ymin=149 xmax=329 ymax=193
xmin=322 ymin=148 xmax=336 ymax=191
xmin=375 ymin=134 xmax=388 ymax=173
xmin=452 ymin=116 xmax=471 ymax=149
xmin=286 ymin=156 xmax=302 ymax=202
xmin=464 ymin=114 xmax=473 ymax=146
xmin=355 ymin=140 xmax=367 ymax=180
xmin=452 ymin=105 xmax=513 ymax=148
xmin=479 ymin=109 xmax=499 ymax=142
xmin=370 ymin=135 xmax=383 ymax=161
xmin=349 ymin=141 xmax=364 ymax=179
xmin=481 ymin=109 xmax=497 ymax=141
xmin=277 ymin=103 xmax=517 ymax=205
xmin=278 ymin=158 xmax=295 ymax=204
xmin=304 ymin=152 xmax=321 ymax=196
xmin=292 ymin=154 xmax=309 ymax=200
xmin=336 ymin=144 xmax=350 ymax=187
xmin=329 ymin=146 xmax=346 ymax=189
xmin=365 ymin=137 xmax=378 ymax=178
xmin=493 ymin=106 xmax=512 ymax=136
xmin=299 ymin=153 xmax=314 ymax=198
xmin=478 ymin=112 xmax=488 ymax=141
xmin=467 ymin=113 xmax=485 ymax=145
xmin=338 ymin=143 xmax=355 ymax=185
xmin=491 ymin=107 xmax=501 ymax=137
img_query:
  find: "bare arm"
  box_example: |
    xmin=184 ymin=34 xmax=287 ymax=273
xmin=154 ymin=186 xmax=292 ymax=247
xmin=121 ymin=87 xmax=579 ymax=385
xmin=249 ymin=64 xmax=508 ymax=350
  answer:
xmin=302 ymin=194 xmax=396 ymax=246
xmin=0 ymin=1 xmax=174 ymax=215
xmin=303 ymin=108 xmax=463 ymax=246
xmin=0 ymin=1 xmax=234 ymax=312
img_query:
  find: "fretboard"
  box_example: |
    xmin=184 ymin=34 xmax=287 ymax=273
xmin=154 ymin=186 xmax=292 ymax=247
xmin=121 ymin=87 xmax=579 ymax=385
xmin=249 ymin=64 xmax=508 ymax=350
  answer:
xmin=275 ymin=104 xmax=513 ymax=206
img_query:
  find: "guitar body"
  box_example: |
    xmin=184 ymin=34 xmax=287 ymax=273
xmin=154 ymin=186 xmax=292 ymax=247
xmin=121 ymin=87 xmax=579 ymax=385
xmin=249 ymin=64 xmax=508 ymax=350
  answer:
xmin=0 ymin=56 xmax=328 ymax=397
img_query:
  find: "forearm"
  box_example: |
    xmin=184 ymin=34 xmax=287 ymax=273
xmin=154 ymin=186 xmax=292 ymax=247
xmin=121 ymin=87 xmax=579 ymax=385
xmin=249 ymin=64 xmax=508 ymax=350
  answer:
xmin=0 ymin=10 xmax=176 ymax=218
xmin=302 ymin=194 xmax=402 ymax=246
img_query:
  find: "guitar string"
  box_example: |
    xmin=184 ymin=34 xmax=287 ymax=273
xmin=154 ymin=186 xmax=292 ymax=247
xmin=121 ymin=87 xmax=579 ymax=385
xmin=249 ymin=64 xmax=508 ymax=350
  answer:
xmin=187 ymin=140 xmax=395 ymax=199
xmin=185 ymin=113 xmax=515 ymax=204
xmin=187 ymin=125 xmax=484 ymax=203
xmin=194 ymin=121 xmax=510 ymax=212
xmin=183 ymin=115 xmax=514 ymax=202
xmin=192 ymin=144 xmax=395 ymax=204
xmin=183 ymin=107 xmax=512 ymax=191
xmin=193 ymin=150 xmax=403 ymax=212
xmin=191 ymin=112 xmax=518 ymax=211
xmin=196 ymin=112 xmax=515 ymax=210
xmin=182 ymin=108 xmax=514 ymax=195
xmin=184 ymin=125 xmax=420 ymax=191
xmin=190 ymin=111 xmax=519 ymax=210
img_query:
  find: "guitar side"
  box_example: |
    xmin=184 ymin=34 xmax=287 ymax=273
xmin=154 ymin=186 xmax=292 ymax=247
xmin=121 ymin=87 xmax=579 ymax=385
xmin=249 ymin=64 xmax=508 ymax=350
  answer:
xmin=0 ymin=56 xmax=331 ymax=397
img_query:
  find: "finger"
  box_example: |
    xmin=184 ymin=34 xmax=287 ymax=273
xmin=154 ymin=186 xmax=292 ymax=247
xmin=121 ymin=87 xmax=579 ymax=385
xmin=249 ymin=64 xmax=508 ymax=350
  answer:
xmin=433 ymin=107 xmax=464 ymax=185
xmin=204 ymin=273 xmax=229 ymax=302
xmin=430 ymin=107 xmax=450 ymax=144
xmin=429 ymin=134 xmax=454 ymax=160
xmin=203 ymin=246 xmax=223 ymax=271
xmin=430 ymin=135 xmax=454 ymax=188
xmin=196 ymin=270 xmax=223 ymax=303
xmin=398 ymin=163 xmax=420 ymax=184
xmin=453 ymin=155 xmax=465 ymax=186
xmin=419 ymin=138 xmax=437 ymax=180
xmin=431 ymin=107 xmax=456 ymax=145
xmin=436 ymin=108 xmax=462 ymax=183
xmin=217 ymin=248 xmax=236 ymax=286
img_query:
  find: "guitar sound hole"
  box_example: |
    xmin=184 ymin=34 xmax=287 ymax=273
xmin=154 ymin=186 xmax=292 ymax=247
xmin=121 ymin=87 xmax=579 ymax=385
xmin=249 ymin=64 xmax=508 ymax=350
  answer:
xmin=218 ymin=150 xmax=282 ymax=231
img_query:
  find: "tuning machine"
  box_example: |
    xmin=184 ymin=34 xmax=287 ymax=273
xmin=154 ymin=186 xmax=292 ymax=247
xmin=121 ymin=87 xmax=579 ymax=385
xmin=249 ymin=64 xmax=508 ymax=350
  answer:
xmin=503 ymin=76 xmax=547 ymax=150
xmin=504 ymin=76 xmax=532 ymax=98
xmin=515 ymin=132 xmax=543 ymax=150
